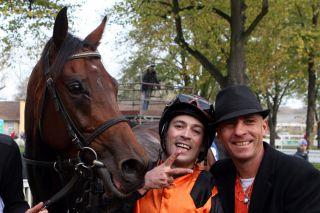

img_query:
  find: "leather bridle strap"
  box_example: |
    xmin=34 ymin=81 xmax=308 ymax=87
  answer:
xmin=43 ymin=51 xmax=129 ymax=149
xmin=46 ymin=78 xmax=85 ymax=149
xmin=84 ymin=116 xmax=127 ymax=145
xmin=46 ymin=77 xmax=128 ymax=148
xmin=23 ymin=154 xmax=54 ymax=167
xmin=69 ymin=52 xmax=101 ymax=60
xmin=43 ymin=173 xmax=81 ymax=210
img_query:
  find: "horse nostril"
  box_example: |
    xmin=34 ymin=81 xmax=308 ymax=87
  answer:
xmin=121 ymin=159 xmax=146 ymax=180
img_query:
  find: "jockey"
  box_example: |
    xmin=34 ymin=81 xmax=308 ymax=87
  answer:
xmin=118 ymin=94 xmax=224 ymax=213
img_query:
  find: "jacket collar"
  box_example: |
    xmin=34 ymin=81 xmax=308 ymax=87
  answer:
xmin=249 ymin=142 xmax=277 ymax=213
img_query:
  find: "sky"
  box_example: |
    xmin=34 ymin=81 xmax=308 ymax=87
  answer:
xmin=0 ymin=0 xmax=125 ymax=101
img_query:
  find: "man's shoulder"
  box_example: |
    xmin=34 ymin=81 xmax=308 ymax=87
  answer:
xmin=190 ymin=170 xmax=217 ymax=208
xmin=0 ymin=134 xmax=15 ymax=146
xmin=210 ymin=158 xmax=235 ymax=176
xmin=0 ymin=134 xmax=19 ymax=154
xmin=263 ymin=143 xmax=318 ymax=176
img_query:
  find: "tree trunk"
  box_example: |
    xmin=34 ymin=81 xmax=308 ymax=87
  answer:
xmin=306 ymin=6 xmax=318 ymax=148
xmin=268 ymin=116 xmax=276 ymax=148
xmin=172 ymin=0 xmax=268 ymax=89
xmin=317 ymin=121 xmax=320 ymax=149
xmin=306 ymin=52 xmax=316 ymax=148
xmin=266 ymin=92 xmax=280 ymax=148
xmin=228 ymin=0 xmax=248 ymax=86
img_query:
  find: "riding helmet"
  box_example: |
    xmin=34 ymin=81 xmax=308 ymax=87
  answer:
xmin=158 ymin=94 xmax=215 ymax=162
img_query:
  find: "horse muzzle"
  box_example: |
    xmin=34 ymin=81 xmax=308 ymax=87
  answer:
xmin=96 ymin=158 xmax=147 ymax=198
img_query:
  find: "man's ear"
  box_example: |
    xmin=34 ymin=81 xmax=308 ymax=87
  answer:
xmin=262 ymin=118 xmax=269 ymax=136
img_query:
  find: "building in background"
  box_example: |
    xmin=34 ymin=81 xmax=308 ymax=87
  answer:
xmin=0 ymin=100 xmax=25 ymax=139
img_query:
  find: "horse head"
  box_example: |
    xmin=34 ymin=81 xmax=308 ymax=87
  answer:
xmin=25 ymin=7 xmax=148 ymax=211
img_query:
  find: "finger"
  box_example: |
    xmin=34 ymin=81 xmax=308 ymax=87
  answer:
xmin=26 ymin=202 xmax=44 ymax=213
xmin=163 ymin=150 xmax=182 ymax=167
xmin=167 ymin=167 xmax=193 ymax=176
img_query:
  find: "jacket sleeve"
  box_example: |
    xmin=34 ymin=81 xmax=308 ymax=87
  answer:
xmin=0 ymin=139 xmax=29 ymax=213
xmin=284 ymin=158 xmax=320 ymax=213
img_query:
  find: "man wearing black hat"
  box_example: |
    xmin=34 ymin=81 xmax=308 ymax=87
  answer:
xmin=210 ymin=85 xmax=320 ymax=213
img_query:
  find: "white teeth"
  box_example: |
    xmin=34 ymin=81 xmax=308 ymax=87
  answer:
xmin=235 ymin=141 xmax=250 ymax=146
xmin=176 ymin=143 xmax=191 ymax=150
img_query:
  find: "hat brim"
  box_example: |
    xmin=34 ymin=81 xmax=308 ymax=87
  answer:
xmin=214 ymin=109 xmax=270 ymax=125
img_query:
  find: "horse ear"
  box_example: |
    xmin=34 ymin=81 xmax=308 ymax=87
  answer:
xmin=84 ymin=16 xmax=107 ymax=50
xmin=52 ymin=7 xmax=68 ymax=50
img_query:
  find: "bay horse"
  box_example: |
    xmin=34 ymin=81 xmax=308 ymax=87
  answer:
xmin=24 ymin=7 xmax=149 ymax=212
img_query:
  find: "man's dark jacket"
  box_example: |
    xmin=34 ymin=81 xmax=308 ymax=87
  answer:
xmin=0 ymin=134 xmax=29 ymax=212
xmin=210 ymin=142 xmax=320 ymax=213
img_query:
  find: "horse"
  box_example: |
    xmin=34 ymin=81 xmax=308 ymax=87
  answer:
xmin=24 ymin=7 xmax=149 ymax=212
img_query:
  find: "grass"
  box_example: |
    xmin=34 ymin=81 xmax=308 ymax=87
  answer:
xmin=313 ymin=163 xmax=320 ymax=170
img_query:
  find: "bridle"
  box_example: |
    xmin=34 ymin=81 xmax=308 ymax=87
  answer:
xmin=24 ymin=49 xmax=128 ymax=211
xmin=44 ymin=51 xmax=127 ymax=150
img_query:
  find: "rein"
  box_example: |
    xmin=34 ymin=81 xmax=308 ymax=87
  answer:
xmin=24 ymin=50 xmax=127 ymax=210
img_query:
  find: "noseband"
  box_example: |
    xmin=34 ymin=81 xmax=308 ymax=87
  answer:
xmin=24 ymin=50 xmax=128 ymax=210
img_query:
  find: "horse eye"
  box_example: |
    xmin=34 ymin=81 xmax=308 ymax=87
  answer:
xmin=68 ymin=81 xmax=83 ymax=95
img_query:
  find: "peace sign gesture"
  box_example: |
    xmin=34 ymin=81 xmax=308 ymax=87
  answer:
xmin=138 ymin=150 xmax=193 ymax=194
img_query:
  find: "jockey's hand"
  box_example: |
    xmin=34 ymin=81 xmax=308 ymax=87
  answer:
xmin=25 ymin=202 xmax=48 ymax=213
xmin=138 ymin=150 xmax=193 ymax=194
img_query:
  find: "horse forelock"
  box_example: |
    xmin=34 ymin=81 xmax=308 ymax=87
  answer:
xmin=40 ymin=33 xmax=96 ymax=77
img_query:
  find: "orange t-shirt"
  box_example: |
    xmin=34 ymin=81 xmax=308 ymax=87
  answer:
xmin=235 ymin=175 xmax=254 ymax=213
xmin=134 ymin=165 xmax=218 ymax=213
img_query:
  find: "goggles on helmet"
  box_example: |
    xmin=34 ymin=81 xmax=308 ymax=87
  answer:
xmin=165 ymin=94 xmax=214 ymax=117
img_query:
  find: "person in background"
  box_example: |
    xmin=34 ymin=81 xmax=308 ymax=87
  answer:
xmin=210 ymin=85 xmax=320 ymax=213
xmin=205 ymin=139 xmax=219 ymax=171
xmin=10 ymin=131 xmax=15 ymax=140
xmin=141 ymin=64 xmax=160 ymax=110
xmin=294 ymin=138 xmax=309 ymax=161
xmin=0 ymin=134 xmax=47 ymax=213
xmin=119 ymin=94 xmax=223 ymax=212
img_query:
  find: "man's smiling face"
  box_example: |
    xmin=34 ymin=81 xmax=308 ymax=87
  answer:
xmin=165 ymin=115 xmax=204 ymax=168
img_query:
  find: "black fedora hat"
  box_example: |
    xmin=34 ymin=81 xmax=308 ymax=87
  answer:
xmin=214 ymin=85 xmax=269 ymax=125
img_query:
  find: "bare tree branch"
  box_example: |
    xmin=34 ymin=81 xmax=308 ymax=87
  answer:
xmin=171 ymin=0 xmax=226 ymax=86
xmin=212 ymin=6 xmax=231 ymax=24
xmin=244 ymin=0 xmax=269 ymax=39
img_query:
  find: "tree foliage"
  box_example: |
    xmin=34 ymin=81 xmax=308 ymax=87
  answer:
xmin=110 ymin=0 xmax=320 ymax=148
xmin=111 ymin=0 xmax=269 ymax=101
xmin=0 ymin=0 xmax=84 ymax=94
xmin=0 ymin=1 xmax=65 ymax=64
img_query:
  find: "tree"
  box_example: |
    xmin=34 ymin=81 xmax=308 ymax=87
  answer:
xmin=14 ymin=77 xmax=29 ymax=101
xmin=112 ymin=0 xmax=269 ymax=89
xmin=289 ymin=1 xmax=320 ymax=148
xmin=0 ymin=0 xmax=62 ymax=93
xmin=246 ymin=0 xmax=303 ymax=147
xmin=0 ymin=1 xmax=83 ymax=93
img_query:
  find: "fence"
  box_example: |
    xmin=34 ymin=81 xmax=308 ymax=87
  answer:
xmin=23 ymin=179 xmax=32 ymax=206
xmin=117 ymin=82 xmax=192 ymax=124
xmin=265 ymin=134 xmax=307 ymax=148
